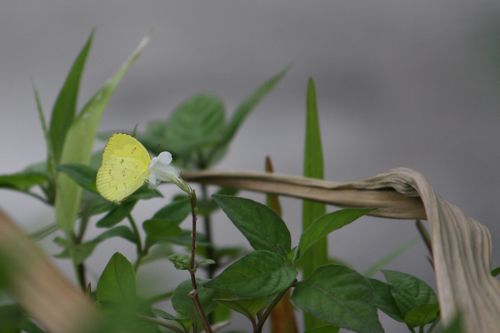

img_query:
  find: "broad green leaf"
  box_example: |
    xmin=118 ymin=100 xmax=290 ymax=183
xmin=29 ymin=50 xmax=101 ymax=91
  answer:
xmin=0 ymin=304 xmax=24 ymax=333
xmin=56 ymin=226 xmax=136 ymax=264
xmin=302 ymin=78 xmax=327 ymax=329
xmin=368 ymin=278 xmax=404 ymax=322
xmin=143 ymin=219 xmax=183 ymax=247
xmin=297 ymin=208 xmax=372 ymax=260
xmin=81 ymin=191 xmax=116 ymax=216
xmin=164 ymin=94 xmax=225 ymax=155
xmin=126 ymin=186 xmax=162 ymax=201
xmin=382 ymin=270 xmax=438 ymax=320
xmin=213 ymin=195 xmax=291 ymax=255
xmin=172 ymin=279 xmax=216 ymax=320
xmin=58 ymin=164 xmax=97 ymax=192
xmin=96 ymin=201 xmax=135 ymax=228
xmin=55 ymin=36 xmax=148 ymax=232
xmin=96 ymin=252 xmax=137 ymax=304
xmin=167 ymin=253 xmax=215 ymax=270
xmin=0 ymin=172 xmax=47 ymax=191
xmin=291 ymin=265 xmax=384 ymax=333
xmin=49 ymin=31 xmax=93 ymax=162
xmin=364 ymin=238 xmax=419 ymax=277
xmin=152 ymin=197 xmax=191 ymax=223
xmin=205 ymin=250 xmax=296 ymax=298
xmin=215 ymin=292 xmax=270 ymax=317
xmin=304 ymin=326 xmax=339 ymax=333
xmin=404 ymin=303 xmax=439 ymax=327
xmin=152 ymin=308 xmax=178 ymax=321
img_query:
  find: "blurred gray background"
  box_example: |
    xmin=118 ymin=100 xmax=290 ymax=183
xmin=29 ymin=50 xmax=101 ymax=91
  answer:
xmin=1 ymin=1 xmax=500 ymax=332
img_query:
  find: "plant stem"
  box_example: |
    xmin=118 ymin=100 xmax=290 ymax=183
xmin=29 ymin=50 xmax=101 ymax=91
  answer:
xmin=255 ymin=282 xmax=296 ymax=333
xmin=188 ymin=190 xmax=213 ymax=333
xmin=128 ymin=213 xmax=146 ymax=270
xmin=200 ymin=183 xmax=217 ymax=278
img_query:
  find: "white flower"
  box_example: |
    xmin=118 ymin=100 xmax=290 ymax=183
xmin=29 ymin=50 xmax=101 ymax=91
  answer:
xmin=148 ymin=151 xmax=191 ymax=194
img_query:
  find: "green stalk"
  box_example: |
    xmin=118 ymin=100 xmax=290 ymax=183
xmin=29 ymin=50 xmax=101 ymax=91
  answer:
xmin=302 ymin=78 xmax=327 ymax=330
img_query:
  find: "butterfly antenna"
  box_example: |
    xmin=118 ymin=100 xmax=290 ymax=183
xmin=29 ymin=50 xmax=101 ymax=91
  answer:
xmin=132 ymin=124 xmax=139 ymax=137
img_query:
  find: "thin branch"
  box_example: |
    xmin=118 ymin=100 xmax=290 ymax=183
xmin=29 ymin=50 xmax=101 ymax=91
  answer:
xmin=188 ymin=191 xmax=213 ymax=333
xmin=200 ymin=183 xmax=217 ymax=278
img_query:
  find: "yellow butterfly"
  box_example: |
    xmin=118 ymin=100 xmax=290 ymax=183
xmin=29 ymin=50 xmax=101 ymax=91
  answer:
xmin=96 ymin=133 xmax=152 ymax=203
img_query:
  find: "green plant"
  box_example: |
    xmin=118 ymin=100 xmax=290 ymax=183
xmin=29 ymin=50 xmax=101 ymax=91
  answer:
xmin=0 ymin=33 xmax=451 ymax=333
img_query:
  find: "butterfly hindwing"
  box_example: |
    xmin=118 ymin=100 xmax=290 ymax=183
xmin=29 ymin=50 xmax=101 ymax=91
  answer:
xmin=96 ymin=133 xmax=151 ymax=203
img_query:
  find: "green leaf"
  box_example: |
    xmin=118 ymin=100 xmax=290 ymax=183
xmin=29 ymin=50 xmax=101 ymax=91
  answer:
xmin=56 ymin=226 xmax=136 ymax=264
xmin=214 ymin=292 xmax=270 ymax=317
xmin=437 ymin=312 xmax=463 ymax=333
xmin=152 ymin=197 xmax=191 ymax=223
xmin=491 ymin=266 xmax=500 ymax=277
xmin=96 ymin=252 xmax=137 ymax=304
xmin=304 ymin=326 xmax=339 ymax=333
xmin=368 ymin=278 xmax=404 ymax=322
xmin=49 ymin=31 xmax=93 ymax=162
xmin=55 ymin=36 xmax=148 ymax=232
xmin=382 ymin=270 xmax=438 ymax=321
xmin=403 ymin=303 xmax=439 ymax=327
xmin=58 ymin=164 xmax=97 ymax=192
xmin=0 ymin=172 xmax=47 ymax=191
xmin=29 ymin=223 xmax=59 ymax=241
xmin=96 ymin=201 xmax=135 ymax=228
xmin=291 ymin=265 xmax=384 ymax=333
xmin=205 ymin=250 xmax=296 ymax=298
xmin=165 ymin=94 xmax=225 ymax=155
xmin=217 ymin=68 xmax=287 ymax=148
xmin=213 ymin=195 xmax=291 ymax=255
xmin=152 ymin=308 xmax=178 ymax=321
xmin=197 ymin=187 xmax=238 ymax=216
xmin=364 ymin=238 xmax=419 ymax=277
xmin=302 ymin=78 xmax=327 ymax=330
xmin=126 ymin=186 xmax=162 ymax=201
xmin=143 ymin=219 xmax=183 ymax=247
xmin=172 ymin=279 xmax=216 ymax=320
xmin=32 ymin=82 xmax=55 ymax=178
xmin=297 ymin=208 xmax=372 ymax=260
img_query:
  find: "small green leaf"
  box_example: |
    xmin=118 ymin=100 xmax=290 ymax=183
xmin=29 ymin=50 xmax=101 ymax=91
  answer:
xmin=29 ymin=223 xmax=59 ymax=241
xmin=58 ymin=164 xmax=97 ymax=192
xmin=291 ymin=265 xmax=384 ymax=333
xmin=213 ymin=195 xmax=291 ymax=255
xmin=49 ymin=31 xmax=93 ymax=162
xmin=172 ymin=279 xmax=216 ymax=320
xmin=126 ymin=186 xmax=162 ymax=201
xmin=56 ymin=226 xmax=136 ymax=264
xmin=164 ymin=94 xmax=226 ymax=155
xmin=368 ymin=278 xmax=404 ymax=322
xmin=152 ymin=197 xmax=191 ymax=223
xmin=55 ymin=36 xmax=148 ymax=232
xmin=364 ymin=238 xmax=419 ymax=277
xmin=96 ymin=201 xmax=136 ymax=228
xmin=206 ymin=250 xmax=296 ymax=298
xmin=404 ymin=303 xmax=439 ymax=327
xmin=382 ymin=270 xmax=438 ymax=319
xmin=0 ymin=172 xmax=47 ymax=191
xmin=491 ymin=266 xmax=500 ymax=277
xmin=143 ymin=219 xmax=183 ymax=247
xmin=298 ymin=208 xmax=372 ymax=260
xmin=96 ymin=252 xmax=137 ymax=304
xmin=167 ymin=254 xmax=191 ymax=270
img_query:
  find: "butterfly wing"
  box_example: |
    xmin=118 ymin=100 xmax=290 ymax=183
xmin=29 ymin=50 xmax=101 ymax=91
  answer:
xmin=96 ymin=133 xmax=151 ymax=203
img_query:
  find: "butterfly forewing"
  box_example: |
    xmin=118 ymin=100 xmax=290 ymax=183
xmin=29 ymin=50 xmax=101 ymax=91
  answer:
xmin=97 ymin=133 xmax=151 ymax=203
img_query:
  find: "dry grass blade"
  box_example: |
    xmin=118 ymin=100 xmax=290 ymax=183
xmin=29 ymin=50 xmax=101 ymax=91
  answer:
xmin=184 ymin=167 xmax=500 ymax=332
